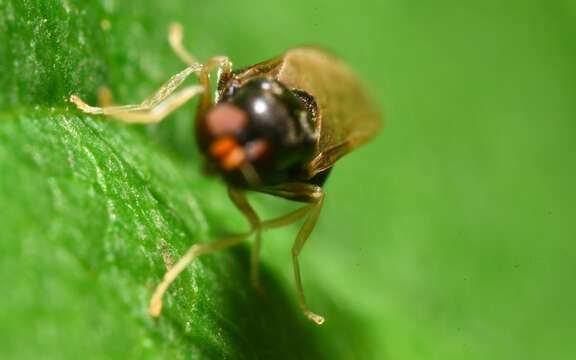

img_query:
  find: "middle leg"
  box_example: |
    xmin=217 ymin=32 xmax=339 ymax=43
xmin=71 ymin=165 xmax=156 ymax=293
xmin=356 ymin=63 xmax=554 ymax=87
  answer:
xmin=227 ymin=187 xmax=314 ymax=292
xmin=258 ymin=183 xmax=326 ymax=325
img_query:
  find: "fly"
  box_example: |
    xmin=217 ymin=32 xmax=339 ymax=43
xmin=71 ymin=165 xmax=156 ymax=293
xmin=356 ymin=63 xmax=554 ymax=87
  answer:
xmin=70 ymin=23 xmax=382 ymax=325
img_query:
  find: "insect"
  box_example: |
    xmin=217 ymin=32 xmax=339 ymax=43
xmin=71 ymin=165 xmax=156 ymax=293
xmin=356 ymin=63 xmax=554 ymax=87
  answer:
xmin=70 ymin=24 xmax=381 ymax=325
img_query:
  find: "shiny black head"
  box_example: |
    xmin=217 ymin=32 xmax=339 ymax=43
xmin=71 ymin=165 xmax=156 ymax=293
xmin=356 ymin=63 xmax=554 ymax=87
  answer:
xmin=197 ymin=77 xmax=317 ymax=189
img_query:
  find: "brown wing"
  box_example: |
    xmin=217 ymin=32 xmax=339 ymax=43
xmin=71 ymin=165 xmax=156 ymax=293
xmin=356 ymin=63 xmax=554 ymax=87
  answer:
xmin=231 ymin=47 xmax=382 ymax=177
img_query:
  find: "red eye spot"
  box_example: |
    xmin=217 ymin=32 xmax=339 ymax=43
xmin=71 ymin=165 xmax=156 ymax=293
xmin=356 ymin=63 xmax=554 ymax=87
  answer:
xmin=206 ymin=103 xmax=248 ymax=136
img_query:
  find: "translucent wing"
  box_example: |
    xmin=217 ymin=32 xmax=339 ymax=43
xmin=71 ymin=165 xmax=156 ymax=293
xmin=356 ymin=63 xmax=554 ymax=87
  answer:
xmin=231 ymin=47 xmax=382 ymax=177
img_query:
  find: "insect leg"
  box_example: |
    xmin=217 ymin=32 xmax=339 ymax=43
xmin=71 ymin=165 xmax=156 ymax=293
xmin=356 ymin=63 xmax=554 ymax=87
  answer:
xmin=259 ymin=183 xmax=326 ymax=325
xmin=291 ymin=189 xmax=325 ymax=325
xmin=149 ymin=187 xmax=318 ymax=318
xmin=70 ymin=64 xmax=203 ymax=123
xmin=228 ymin=187 xmax=321 ymax=292
xmin=169 ymin=22 xmax=200 ymax=65
xmin=259 ymin=205 xmax=310 ymax=230
xmin=169 ymin=23 xmax=232 ymax=79
xmin=205 ymin=55 xmax=232 ymax=80
xmin=227 ymin=187 xmax=263 ymax=291
xmin=149 ymin=230 xmax=253 ymax=317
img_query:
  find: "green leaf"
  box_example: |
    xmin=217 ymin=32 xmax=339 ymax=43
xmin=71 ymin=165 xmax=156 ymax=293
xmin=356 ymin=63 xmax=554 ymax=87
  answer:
xmin=1 ymin=0 xmax=371 ymax=359
xmin=2 ymin=0 xmax=576 ymax=359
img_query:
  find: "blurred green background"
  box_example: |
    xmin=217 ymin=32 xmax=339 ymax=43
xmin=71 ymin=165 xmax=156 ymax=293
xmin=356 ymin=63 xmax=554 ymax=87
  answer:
xmin=1 ymin=0 xmax=575 ymax=359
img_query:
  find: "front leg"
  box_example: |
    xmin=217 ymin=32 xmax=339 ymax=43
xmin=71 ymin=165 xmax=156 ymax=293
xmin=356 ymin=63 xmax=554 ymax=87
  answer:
xmin=228 ymin=184 xmax=325 ymax=323
xmin=70 ymin=23 xmax=233 ymax=124
xmin=258 ymin=183 xmax=325 ymax=325
xmin=70 ymin=64 xmax=204 ymax=123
